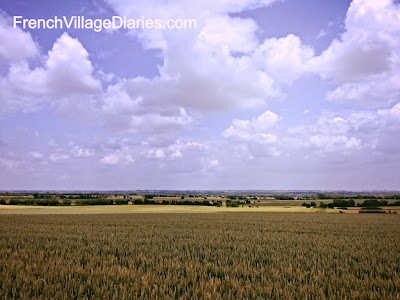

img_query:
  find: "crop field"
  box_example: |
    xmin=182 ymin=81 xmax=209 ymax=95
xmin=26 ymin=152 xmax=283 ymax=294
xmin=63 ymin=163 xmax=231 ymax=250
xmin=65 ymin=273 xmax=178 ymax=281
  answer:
xmin=0 ymin=213 xmax=399 ymax=299
xmin=0 ymin=204 xmax=331 ymax=214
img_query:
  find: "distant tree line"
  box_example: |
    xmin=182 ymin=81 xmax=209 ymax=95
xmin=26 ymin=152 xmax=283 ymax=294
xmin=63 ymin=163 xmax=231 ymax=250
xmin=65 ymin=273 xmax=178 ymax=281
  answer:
xmin=300 ymin=193 xmax=400 ymax=200
xmin=59 ymin=194 xmax=102 ymax=199
xmin=226 ymin=199 xmax=248 ymax=207
xmin=133 ymin=199 xmax=215 ymax=206
xmin=316 ymin=199 xmax=400 ymax=209
xmin=357 ymin=200 xmax=400 ymax=207
xmin=0 ymin=198 xmax=225 ymax=207
xmin=5 ymin=199 xmax=67 ymax=206
xmin=302 ymin=202 xmax=317 ymax=208
xmin=274 ymin=195 xmax=295 ymax=200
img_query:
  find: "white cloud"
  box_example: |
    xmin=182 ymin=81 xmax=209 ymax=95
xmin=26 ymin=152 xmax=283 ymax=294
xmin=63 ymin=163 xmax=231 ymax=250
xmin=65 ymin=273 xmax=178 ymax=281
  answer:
xmin=102 ymin=0 xmax=312 ymax=113
xmin=142 ymin=140 xmax=206 ymax=162
xmin=0 ymin=62 xmax=47 ymax=113
xmin=284 ymin=113 xmax=365 ymax=155
xmin=311 ymin=0 xmax=400 ymax=108
xmin=377 ymin=102 xmax=400 ymax=120
xmin=221 ymin=107 xmax=394 ymax=159
xmin=30 ymin=152 xmax=44 ymax=159
xmin=46 ymin=33 xmax=101 ymax=94
xmin=165 ymin=140 xmax=205 ymax=160
xmin=202 ymin=158 xmax=221 ymax=172
xmin=71 ymin=147 xmax=94 ymax=158
xmin=169 ymin=149 xmax=183 ymax=159
xmin=49 ymin=153 xmax=70 ymax=162
xmin=317 ymin=29 xmax=327 ymax=39
xmin=0 ymin=31 xmax=101 ymax=114
xmin=0 ymin=14 xmax=38 ymax=62
xmin=326 ymin=74 xmax=400 ymax=108
xmin=100 ymin=153 xmax=120 ymax=165
xmin=197 ymin=15 xmax=259 ymax=54
xmin=1 ymin=2 xmax=314 ymax=144
xmin=156 ymin=38 xmax=278 ymax=111
xmin=253 ymin=34 xmax=314 ymax=84
xmin=247 ymin=143 xmax=281 ymax=157
xmin=0 ymin=157 xmax=20 ymax=169
xmin=128 ymin=109 xmax=192 ymax=134
xmin=222 ymin=110 xmax=281 ymax=158
xmin=309 ymin=135 xmax=361 ymax=152
xmin=285 ymin=102 xmax=400 ymax=157
xmin=105 ymin=0 xmax=278 ymax=51
xmin=106 ymin=0 xmax=277 ymax=32
xmin=148 ymin=149 xmax=166 ymax=159
xmin=48 ymin=139 xmax=58 ymax=148
xmin=222 ymin=110 xmax=280 ymax=142
xmin=209 ymin=159 xmax=219 ymax=167
xmin=100 ymin=148 xmax=135 ymax=165
xmin=124 ymin=154 xmax=135 ymax=164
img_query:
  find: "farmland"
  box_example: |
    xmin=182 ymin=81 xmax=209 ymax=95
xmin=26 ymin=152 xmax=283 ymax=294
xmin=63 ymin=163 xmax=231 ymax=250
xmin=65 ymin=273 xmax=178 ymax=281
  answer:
xmin=1 ymin=213 xmax=399 ymax=299
xmin=1 ymin=191 xmax=400 ymax=214
xmin=0 ymin=204 xmax=332 ymax=214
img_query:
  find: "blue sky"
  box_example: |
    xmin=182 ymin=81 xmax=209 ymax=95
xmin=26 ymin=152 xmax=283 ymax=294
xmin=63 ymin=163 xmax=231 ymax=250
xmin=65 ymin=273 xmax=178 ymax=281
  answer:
xmin=0 ymin=0 xmax=400 ymax=190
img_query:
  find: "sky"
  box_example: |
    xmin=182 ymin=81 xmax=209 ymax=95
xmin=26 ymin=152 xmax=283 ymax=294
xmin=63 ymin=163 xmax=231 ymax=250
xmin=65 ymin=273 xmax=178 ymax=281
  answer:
xmin=0 ymin=0 xmax=400 ymax=190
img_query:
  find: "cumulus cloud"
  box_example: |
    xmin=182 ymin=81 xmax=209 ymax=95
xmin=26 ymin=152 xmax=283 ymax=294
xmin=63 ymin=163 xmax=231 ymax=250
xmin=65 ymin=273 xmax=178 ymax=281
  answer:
xmin=311 ymin=0 xmax=400 ymax=107
xmin=101 ymin=0 xmax=312 ymax=112
xmin=49 ymin=72 xmax=193 ymax=136
xmin=325 ymin=74 xmax=400 ymax=108
xmin=0 ymin=62 xmax=47 ymax=113
xmin=197 ymin=15 xmax=259 ymax=54
xmin=206 ymin=159 xmax=220 ymax=170
xmin=253 ymin=34 xmax=314 ymax=84
xmin=46 ymin=33 xmax=102 ymax=94
xmin=378 ymin=102 xmax=400 ymax=121
xmin=285 ymin=114 xmax=365 ymax=155
xmin=0 ymin=157 xmax=21 ymax=169
xmin=309 ymin=135 xmax=361 ymax=152
xmin=0 ymin=14 xmax=38 ymax=62
xmin=105 ymin=0 xmax=278 ymax=51
xmin=1 ymin=2 xmax=315 ymax=140
xmin=148 ymin=148 xmax=166 ymax=159
xmin=30 ymin=152 xmax=44 ymax=159
xmin=221 ymin=106 xmax=400 ymax=159
xmin=49 ymin=153 xmax=70 ymax=162
xmin=71 ymin=147 xmax=94 ymax=158
xmin=285 ymin=102 xmax=400 ymax=157
xmin=222 ymin=110 xmax=281 ymax=157
xmin=99 ymin=153 xmax=120 ymax=165
xmin=223 ymin=110 xmax=280 ymax=142
xmin=0 ymin=22 xmax=193 ymax=136
xmin=95 ymin=139 xmax=202 ymax=171
xmin=99 ymin=148 xmax=135 ymax=165
xmin=105 ymin=0 xmax=277 ymax=31
xmin=0 ymin=31 xmax=101 ymax=114
xmin=144 ymin=140 xmax=205 ymax=161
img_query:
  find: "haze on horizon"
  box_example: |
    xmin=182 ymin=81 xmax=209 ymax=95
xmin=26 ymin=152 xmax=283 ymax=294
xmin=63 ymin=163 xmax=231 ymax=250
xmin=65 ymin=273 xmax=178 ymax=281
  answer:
xmin=1 ymin=0 xmax=400 ymax=190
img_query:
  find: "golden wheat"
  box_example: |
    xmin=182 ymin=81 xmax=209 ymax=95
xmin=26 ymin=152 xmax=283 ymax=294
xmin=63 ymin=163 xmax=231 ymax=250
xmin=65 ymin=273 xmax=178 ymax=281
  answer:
xmin=0 ymin=214 xmax=399 ymax=299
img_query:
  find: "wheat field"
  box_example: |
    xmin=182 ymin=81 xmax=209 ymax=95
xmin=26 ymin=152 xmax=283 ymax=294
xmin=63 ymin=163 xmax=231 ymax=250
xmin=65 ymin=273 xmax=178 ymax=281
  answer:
xmin=0 ymin=213 xmax=399 ymax=299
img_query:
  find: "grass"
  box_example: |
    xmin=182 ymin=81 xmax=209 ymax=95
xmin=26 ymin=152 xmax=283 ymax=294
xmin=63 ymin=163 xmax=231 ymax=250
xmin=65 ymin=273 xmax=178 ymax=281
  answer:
xmin=0 ymin=213 xmax=399 ymax=299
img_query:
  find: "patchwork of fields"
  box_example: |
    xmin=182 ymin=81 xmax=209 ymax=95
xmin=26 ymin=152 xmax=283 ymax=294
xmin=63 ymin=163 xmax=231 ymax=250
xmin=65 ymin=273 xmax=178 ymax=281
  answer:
xmin=0 ymin=204 xmax=331 ymax=214
xmin=1 ymin=213 xmax=399 ymax=299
